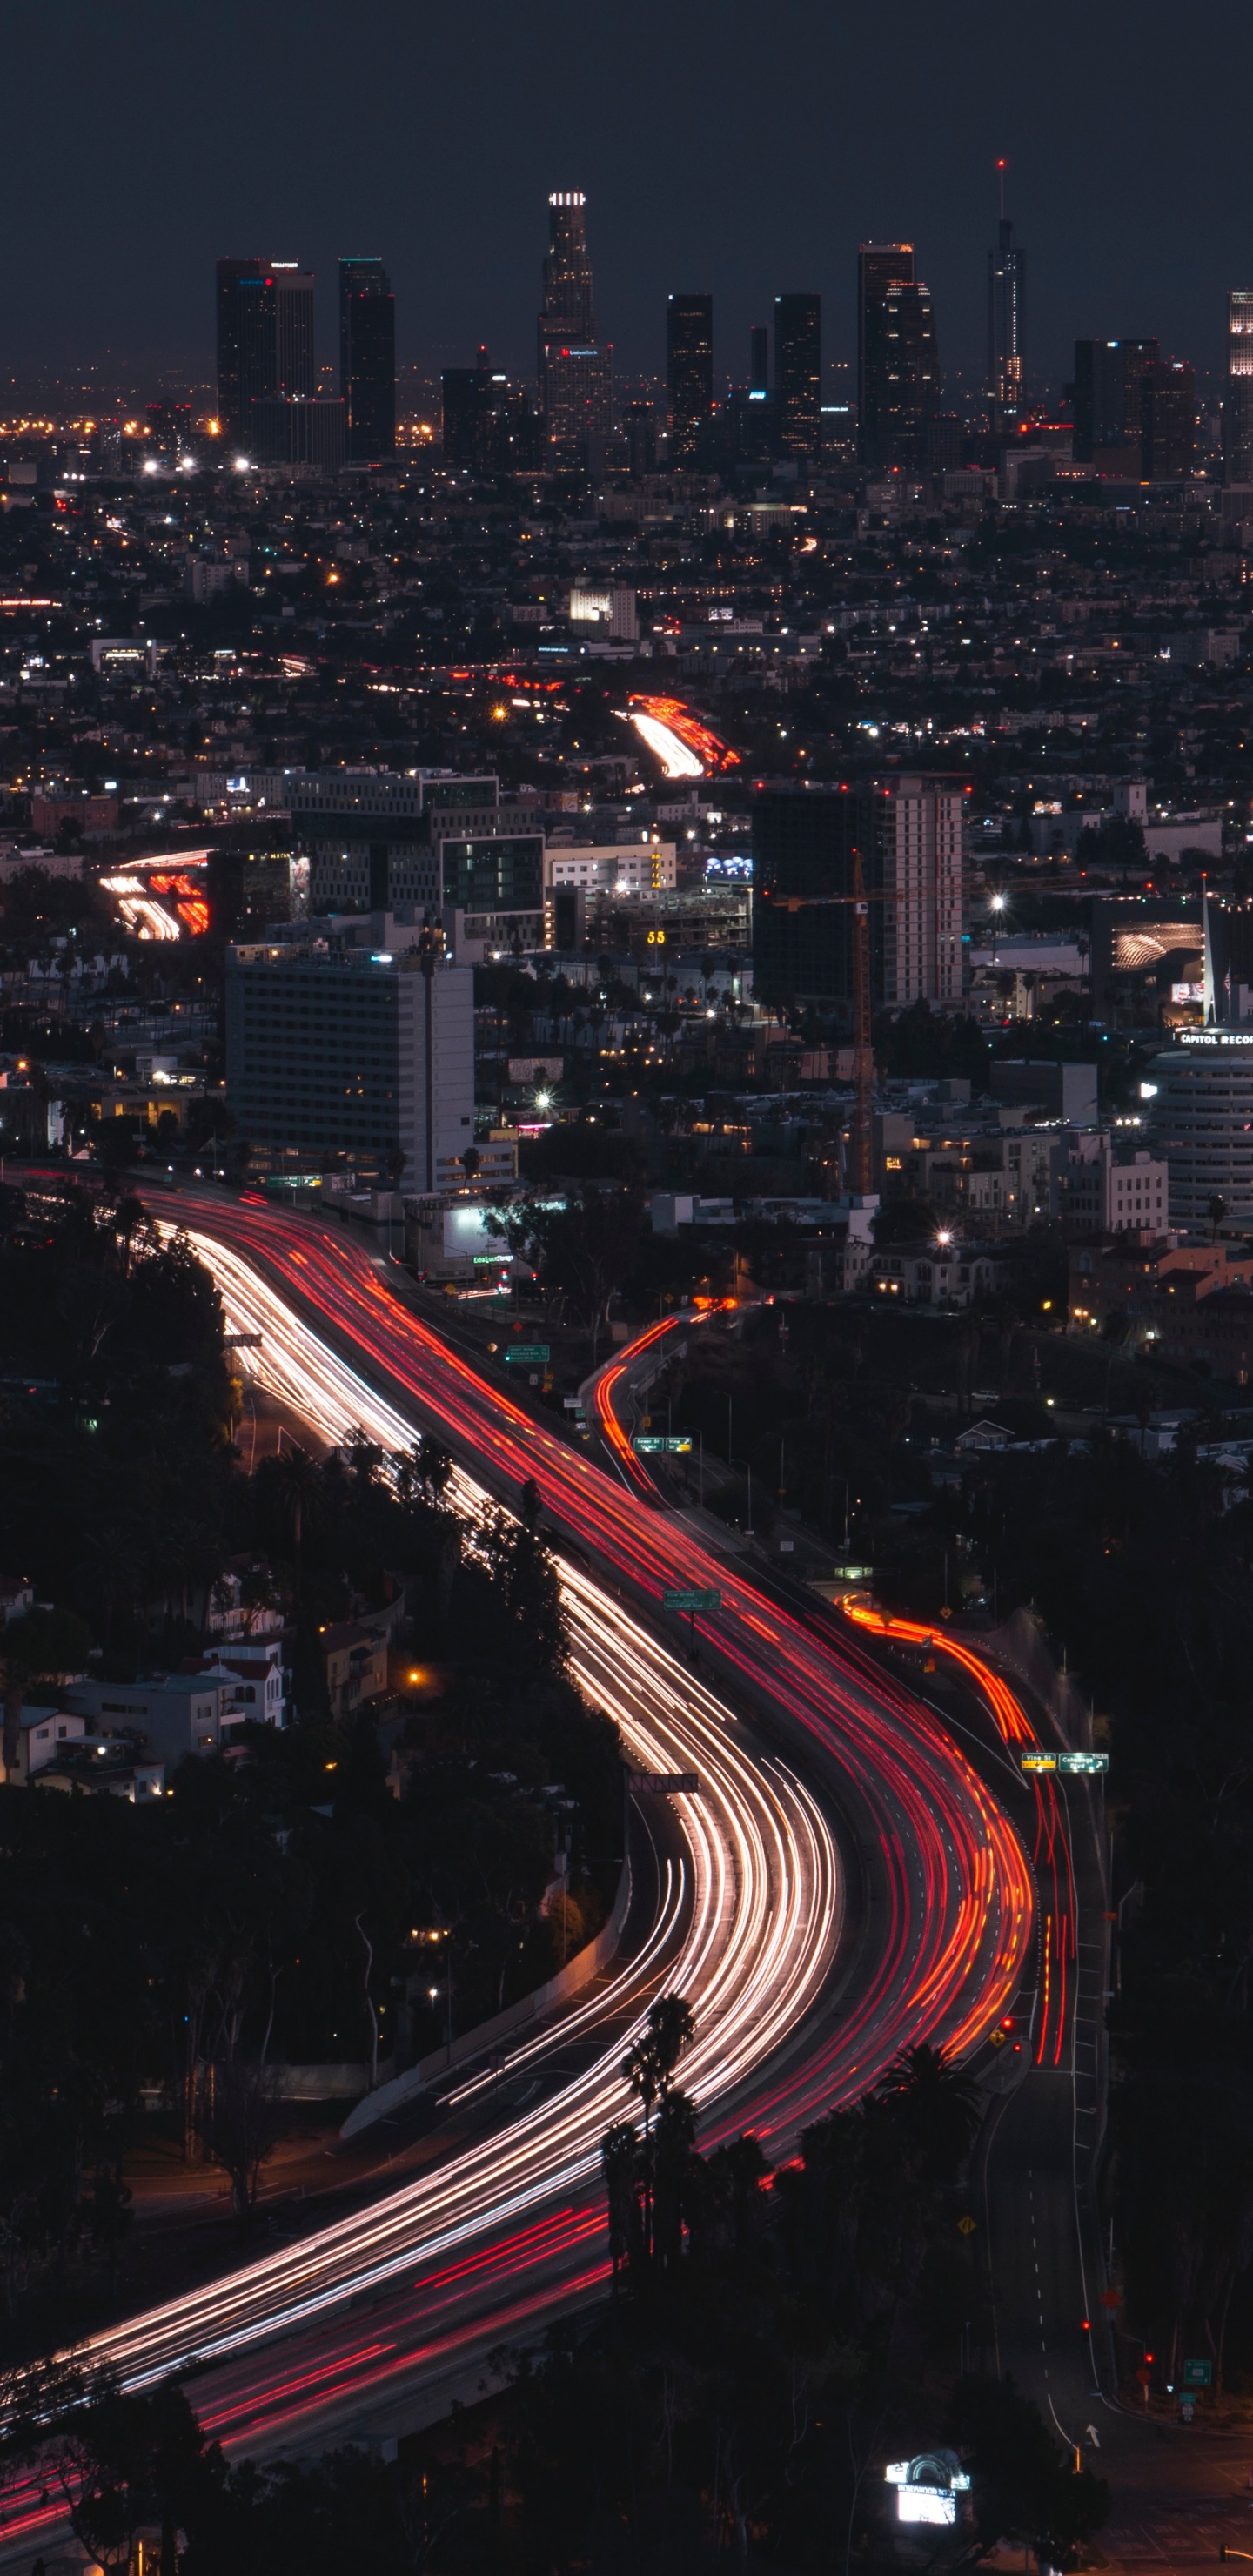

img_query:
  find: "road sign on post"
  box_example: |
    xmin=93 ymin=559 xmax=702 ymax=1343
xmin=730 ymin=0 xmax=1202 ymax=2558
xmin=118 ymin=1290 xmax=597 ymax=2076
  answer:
xmin=634 ymin=1435 xmax=693 ymax=1454
xmin=506 ymin=1345 xmax=549 ymax=1365
xmin=626 ymin=1770 xmax=700 ymax=1795
xmin=1183 ymin=2358 xmax=1213 ymax=2387
xmin=663 ymin=1587 xmax=720 ymax=1613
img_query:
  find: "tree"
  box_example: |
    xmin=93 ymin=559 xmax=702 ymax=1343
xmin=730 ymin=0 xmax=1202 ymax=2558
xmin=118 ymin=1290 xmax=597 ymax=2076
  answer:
xmin=947 ymin=2372 xmax=1109 ymax=2563
xmin=498 ymin=1184 xmax=647 ymax=1358
xmin=193 ymin=2049 xmax=282 ymax=2231
xmin=876 ymin=2042 xmax=982 ymax=2186
xmin=474 ymin=1506 xmax=568 ymax=1675
xmin=1 ymin=2374 xmax=228 ymax=2576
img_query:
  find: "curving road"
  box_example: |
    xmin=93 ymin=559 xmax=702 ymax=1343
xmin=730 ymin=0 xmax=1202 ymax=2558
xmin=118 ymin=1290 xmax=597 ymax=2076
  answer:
xmin=1 ymin=1195 xmax=1035 ymax=2519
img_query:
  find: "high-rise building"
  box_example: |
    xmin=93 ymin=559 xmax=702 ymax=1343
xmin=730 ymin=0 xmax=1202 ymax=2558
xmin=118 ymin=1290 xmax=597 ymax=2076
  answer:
xmin=987 ymin=164 xmax=1025 ymax=423
xmin=272 ymin=266 xmax=315 ymax=396
xmin=1223 ymin=291 xmax=1253 ymax=485
xmin=667 ymin=293 xmax=714 ymax=462
xmin=750 ymin=325 xmax=769 ymax=395
xmin=774 ymin=293 xmax=821 ymax=456
xmin=1148 ymin=1039 xmax=1253 ymax=1230
xmin=1071 ymin=338 xmax=1157 ymax=465
xmin=537 ymin=191 xmax=613 ymax=453
xmin=858 ymin=242 xmax=913 ymax=469
xmin=225 ymin=937 xmax=475 ymax=1191
xmin=216 ymin=258 xmax=266 ymax=438
xmin=1142 ymin=357 xmax=1196 ymax=480
xmin=442 ymin=356 xmax=506 ymax=473
xmin=753 ymin=777 xmax=965 ymax=1012
xmin=623 ymin=399 xmax=656 ymax=476
xmin=248 ymin=399 xmax=345 ymax=470
xmin=218 ymin=258 xmax=318 ymax=450
xmin=339 ymin=257 xmax=395 ymax=462
xmin=878 ymin=282 xmax=942 ymax=473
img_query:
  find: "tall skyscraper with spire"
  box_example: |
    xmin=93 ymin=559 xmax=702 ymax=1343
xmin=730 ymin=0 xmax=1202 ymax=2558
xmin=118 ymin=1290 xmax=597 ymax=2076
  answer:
xmin=537 ymin=191 xmax=613 ymax=455
xmin=988 ymin=160 xmax=1026 ymax=426
xmin=1223 ymin=289 xmax=1253 ymax=484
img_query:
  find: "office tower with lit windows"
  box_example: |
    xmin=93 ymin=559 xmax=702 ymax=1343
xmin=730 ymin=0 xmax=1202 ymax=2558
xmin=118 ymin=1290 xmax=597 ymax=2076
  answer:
xmin=859 ymin=244 xmax=940 ymax=471
xmin=859 ymin=243 xmax=941 ymax=473
xmin=1223 ymin=290 xmax=1253 ymax=484
xmin=339 ymin=257 xmax=395 ymax=460
xmin=217 ymin=258 xmax=325 ymax=456
xmin=667 ymin=293 xmax=714 ymax=461
xmin=987 ymin=166 xmax=1025 ymax=424
xmin=537 ymin=191 xmax=613 ymax=453
xmin=774 ymin=292 xmax=821 ymax=455
xmin=623 ymin=399 xmax=656 ymax=476
xmin=217 ymin=257 xmax=266 ymax=439
xmin=1142 ymin=356 xmax=1196 ymax=480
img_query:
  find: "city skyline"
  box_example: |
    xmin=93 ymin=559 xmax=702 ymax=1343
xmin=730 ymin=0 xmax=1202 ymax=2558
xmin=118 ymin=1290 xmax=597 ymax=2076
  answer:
xmin=6 ymin=0 xmax=1253 ymax=393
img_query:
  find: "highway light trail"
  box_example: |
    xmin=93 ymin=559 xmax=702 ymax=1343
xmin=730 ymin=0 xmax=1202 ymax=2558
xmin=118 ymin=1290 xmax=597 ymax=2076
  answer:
xmin=848 ymin=1607 xmax=1078 ymax=2070
xmin=64 ymin=1200 xmax=1033 ymax=2459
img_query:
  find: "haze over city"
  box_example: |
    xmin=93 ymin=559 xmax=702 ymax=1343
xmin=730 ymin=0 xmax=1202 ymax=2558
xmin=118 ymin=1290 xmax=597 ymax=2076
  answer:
xmin=3 ymin=7 xmax=1253 ymax=2573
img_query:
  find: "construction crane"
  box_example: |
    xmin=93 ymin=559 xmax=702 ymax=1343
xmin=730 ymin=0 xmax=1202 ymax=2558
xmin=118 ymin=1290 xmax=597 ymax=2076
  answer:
xmin=757 ymin=849 xmax=893 ymax=1196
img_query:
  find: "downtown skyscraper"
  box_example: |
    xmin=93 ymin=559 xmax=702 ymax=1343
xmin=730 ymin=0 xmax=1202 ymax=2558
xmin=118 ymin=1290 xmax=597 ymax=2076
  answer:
xmin=215 ymin=257 xmax=342 ymax=466
xmin=537 ymin=191 xmax=613 ymax=457
xmin=774 ymin=292 xmax=821 ymax=456
xmin=988 ymin=162 xmax=1025 ymax=425
xmin=667 ymin=292 xmax=714 ymax=462
xmin=1223 ymin=289 xmax=1253 ymax=484
xmin=339 ymin=257 xmax=395 ymax=461
xmin=857 ymin=244 xmax=940 ymax=472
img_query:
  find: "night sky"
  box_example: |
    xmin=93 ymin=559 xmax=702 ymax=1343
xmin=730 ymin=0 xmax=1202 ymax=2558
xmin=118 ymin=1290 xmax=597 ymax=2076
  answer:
xmin=6 ymin=0 xmax=1253 ymax=399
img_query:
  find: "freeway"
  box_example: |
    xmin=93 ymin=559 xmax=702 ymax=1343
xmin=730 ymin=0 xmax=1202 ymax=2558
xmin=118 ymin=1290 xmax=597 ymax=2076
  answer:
xmin=0 ymin=1194 xmax=1035 ymax=2515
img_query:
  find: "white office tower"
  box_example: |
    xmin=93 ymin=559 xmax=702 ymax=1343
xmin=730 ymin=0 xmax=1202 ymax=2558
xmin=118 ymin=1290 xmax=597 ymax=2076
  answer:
xmin=225 ymin=940 xmax=475 ymax=1189
xmin=1148 ymin=1036 xmax=1253 ymax=1230
xmin=874 ymin=776 xmax=966 ymax=1008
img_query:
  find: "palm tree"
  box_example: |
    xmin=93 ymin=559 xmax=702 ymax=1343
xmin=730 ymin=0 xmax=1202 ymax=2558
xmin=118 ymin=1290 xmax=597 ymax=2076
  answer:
xmin=877 ymin=2041 xmax=982 ymax=2184
xmin=600 ymin=2121 xmax=639 ymax=2289
xmin=620 ymin=1995 xmax=697 ymax=2271
xmin=645 ymin=1991 xmax=695 ymax=2090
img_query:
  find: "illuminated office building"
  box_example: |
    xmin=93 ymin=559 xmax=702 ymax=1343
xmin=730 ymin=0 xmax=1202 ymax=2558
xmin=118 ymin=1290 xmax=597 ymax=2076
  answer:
xmin=774 ymin=292 xmax=821 ymax=455
xmin=667 ymin=292 xmax=714 ymax=461
xmin=1223 ymin=289 xmax=1253 ymax=485
xmin=537 ymin=191 xmax=613 ymax=453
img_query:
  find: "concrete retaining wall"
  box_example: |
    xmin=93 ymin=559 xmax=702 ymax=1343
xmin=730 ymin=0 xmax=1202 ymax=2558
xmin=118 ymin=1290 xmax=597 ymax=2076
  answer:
xmin=340 ymin=1852 xmax=633 ymax=2140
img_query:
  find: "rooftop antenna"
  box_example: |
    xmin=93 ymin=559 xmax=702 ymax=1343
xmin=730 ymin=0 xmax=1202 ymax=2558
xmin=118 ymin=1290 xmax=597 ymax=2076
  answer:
xmin=996 ymin=156 xmax=1008 ymax=223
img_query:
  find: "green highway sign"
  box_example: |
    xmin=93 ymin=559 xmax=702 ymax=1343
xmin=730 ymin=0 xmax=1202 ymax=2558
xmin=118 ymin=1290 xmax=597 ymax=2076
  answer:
xmin=627 ymin=1769 xmax=700 ymax=1795
xmin=1183 ymin=2358 xmax=1212 ymax=2387
xmin=634 ymin=1435 xmax=693 ymax=1454
xmin=663 ymin=1587 xmax=721 ymax=1614
xmin=1021 ymin=1749 xmax=1109 ymax=1776
xmin=505 ymin=1345 xmax=550 ymax=1364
